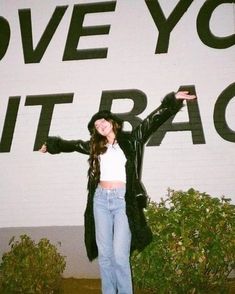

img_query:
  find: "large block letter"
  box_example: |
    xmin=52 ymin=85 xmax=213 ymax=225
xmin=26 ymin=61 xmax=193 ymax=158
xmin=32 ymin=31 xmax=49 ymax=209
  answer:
xmin=25 ymin=93 xmax=73 ymax=150
xmin=19 ymin=6 xmax=68 ymax=63
xmin=0 ymin=97 xmax=20 ymax=153
xmin=214 ymin=83 xmax=235 ymax=142
xmin=148 ymin=85 xmax=205 ymax=145
xmin=63 ymin=1 xmax=116 ymax=60
xmin=0 ymin=16 xmax=10 ymax=60
xmin=145 ymin=0 xmax=193 ymax=53
xmin=197 ymin=0 xmax=235 ymax=49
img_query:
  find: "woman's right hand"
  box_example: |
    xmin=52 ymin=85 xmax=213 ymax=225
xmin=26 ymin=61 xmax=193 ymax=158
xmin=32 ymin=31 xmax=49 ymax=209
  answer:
xmin=39 ymin=144 xmax=47 ymax=153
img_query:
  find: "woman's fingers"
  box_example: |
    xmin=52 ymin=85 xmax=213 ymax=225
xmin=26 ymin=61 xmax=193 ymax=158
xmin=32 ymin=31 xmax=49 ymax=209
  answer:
xmin=175 ymin=91 xmax=197 ymax=100
xmin=39 ymin=144 xmax=47 ymax=153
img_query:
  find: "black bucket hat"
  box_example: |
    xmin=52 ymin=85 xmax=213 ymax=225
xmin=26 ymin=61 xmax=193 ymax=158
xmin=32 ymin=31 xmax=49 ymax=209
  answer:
xmin=87 ymin=110 xmax=123 ymax=133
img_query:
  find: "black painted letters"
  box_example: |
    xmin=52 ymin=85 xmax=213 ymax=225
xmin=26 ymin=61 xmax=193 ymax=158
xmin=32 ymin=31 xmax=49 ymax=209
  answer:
xmin=19 ymin=6 xmax=68 ymax=63
xmin=197 ymin=0 xmax=235 ymax=49
xmin=63 ymin=1 xmax=116 ymax=60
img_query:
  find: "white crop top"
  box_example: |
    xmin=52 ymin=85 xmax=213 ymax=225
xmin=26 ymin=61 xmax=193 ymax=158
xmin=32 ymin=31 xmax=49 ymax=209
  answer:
xmin=99 ymin=143 xmax=127 ymax=183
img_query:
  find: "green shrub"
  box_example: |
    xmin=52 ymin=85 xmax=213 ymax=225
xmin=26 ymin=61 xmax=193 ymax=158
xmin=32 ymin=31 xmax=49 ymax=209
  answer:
xmin=132 ymin=188 xmax=235 ymax=294
xmin=0 ymin=234 xmax=66 ymax=294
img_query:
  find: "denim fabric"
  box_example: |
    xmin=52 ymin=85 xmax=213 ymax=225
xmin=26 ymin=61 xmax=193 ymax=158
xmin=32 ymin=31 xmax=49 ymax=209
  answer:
xmin=93 ymin=186 xmax=133 ymax=294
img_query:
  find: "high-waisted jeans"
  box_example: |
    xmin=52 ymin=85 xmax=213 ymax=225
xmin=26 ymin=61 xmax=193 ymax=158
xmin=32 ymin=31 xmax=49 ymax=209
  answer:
xmin=93 ymin=186 xmax=133 ymax=294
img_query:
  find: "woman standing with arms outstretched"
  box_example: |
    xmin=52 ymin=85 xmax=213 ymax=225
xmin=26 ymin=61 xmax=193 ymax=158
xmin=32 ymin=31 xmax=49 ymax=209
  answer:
xmin=40 ymin=90 xmax=196 ymax=294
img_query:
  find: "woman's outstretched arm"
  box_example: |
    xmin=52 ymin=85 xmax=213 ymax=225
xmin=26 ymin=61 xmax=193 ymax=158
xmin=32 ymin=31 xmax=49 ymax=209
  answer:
xmin=132 ymin=91 xmax=196 ymax=144
xmin=39 ymin=136 xmax=90 ymax=155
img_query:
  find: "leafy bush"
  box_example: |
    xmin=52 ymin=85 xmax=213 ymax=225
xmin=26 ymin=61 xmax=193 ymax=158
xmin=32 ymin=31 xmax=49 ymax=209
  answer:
xmin=132 ymin=188 xmax=235 ymax=293
xmin=0 ymin=234 xmax=66 ymax=294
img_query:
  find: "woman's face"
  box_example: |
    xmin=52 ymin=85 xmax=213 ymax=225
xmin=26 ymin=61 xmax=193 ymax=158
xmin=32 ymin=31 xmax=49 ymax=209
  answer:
xmin=94 ymin=118 xmax=114 ymax=137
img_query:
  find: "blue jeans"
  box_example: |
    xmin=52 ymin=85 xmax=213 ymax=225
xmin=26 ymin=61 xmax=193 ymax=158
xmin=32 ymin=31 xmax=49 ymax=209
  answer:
xmin=93 ymin=186 xmax=133 ymax=294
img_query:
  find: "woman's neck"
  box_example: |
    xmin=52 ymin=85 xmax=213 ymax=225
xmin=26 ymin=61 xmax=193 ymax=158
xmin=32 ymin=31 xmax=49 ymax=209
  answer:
xmin=106 ymin=132 xmax=116 ymax=144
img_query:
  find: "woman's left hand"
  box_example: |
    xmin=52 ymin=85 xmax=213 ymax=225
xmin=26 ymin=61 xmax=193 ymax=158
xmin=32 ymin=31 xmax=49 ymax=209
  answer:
xmin=175 ymin=91 xmax=197 ymax=100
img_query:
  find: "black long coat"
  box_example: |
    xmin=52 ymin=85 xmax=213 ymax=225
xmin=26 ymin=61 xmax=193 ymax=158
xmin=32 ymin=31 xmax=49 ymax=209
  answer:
xmin=46 ymin=92 xmax=183 ymax=261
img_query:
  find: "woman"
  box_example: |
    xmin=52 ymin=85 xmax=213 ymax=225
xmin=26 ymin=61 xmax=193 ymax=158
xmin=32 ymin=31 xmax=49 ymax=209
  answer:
xmin=40 ymin=91 xmax=196 ymax=294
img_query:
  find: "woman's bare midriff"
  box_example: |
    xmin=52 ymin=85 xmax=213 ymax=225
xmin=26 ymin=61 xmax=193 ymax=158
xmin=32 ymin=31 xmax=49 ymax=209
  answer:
xmin=99 ymin=181 xmax=126 ymax=189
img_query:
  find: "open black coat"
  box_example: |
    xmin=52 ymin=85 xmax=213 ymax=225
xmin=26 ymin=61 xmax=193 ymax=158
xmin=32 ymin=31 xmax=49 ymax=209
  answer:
xmin=45 ymin=92 xmax=183 ymax=261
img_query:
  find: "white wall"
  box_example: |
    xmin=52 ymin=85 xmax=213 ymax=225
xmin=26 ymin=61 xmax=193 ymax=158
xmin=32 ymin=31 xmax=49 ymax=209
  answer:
xmin=0 ymin=0 xmax=235 ymax=230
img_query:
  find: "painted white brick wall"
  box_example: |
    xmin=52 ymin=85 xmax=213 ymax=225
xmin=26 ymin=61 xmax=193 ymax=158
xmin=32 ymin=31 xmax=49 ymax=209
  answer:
xmin=0 ymin=0 xmax=234 ymax=230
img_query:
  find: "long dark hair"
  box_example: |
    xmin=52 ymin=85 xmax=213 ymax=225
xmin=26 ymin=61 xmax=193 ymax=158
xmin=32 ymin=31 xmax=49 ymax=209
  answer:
xmin=88 ymin=119 xmax=122 ymax=182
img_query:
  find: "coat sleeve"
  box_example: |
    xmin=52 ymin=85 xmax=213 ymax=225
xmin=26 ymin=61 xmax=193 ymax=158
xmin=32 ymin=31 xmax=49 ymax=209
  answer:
xmin=131 ymin=92 xmax=184 ymax=144
xmin=45 ymin=136 xmax=90 ymax=155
